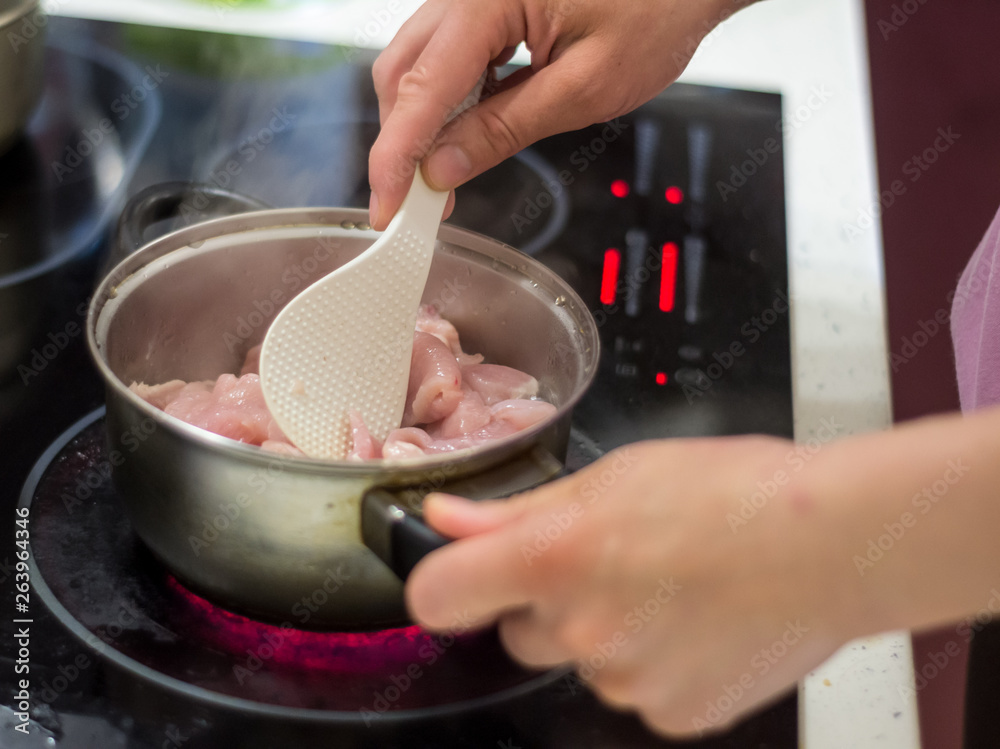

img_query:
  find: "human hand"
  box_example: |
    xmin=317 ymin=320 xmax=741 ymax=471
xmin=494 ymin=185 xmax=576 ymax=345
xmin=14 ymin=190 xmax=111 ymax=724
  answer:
xmin=406 ymin=437 xmax=863 ymax=736
xmin=368 ymin=0 xmax=747 ymax=229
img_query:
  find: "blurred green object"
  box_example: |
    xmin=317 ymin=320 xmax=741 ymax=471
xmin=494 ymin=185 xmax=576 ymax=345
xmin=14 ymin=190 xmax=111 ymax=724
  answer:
xmin=190 ymin=0 xmax=275 ymax=6
xmin=122 ymin=22 xmax=354 ymax=79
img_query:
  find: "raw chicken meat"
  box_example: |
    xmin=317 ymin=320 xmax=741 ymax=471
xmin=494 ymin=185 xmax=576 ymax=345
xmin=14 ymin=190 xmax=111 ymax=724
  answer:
xmin=414 ymin=305 xmax=483 ymax=366
xmin=158 ymin=374 xmax=288 ymax=446
xmin=402 ymin=332 xmax=464 ymax=427
xmin=461 ymin=363 xmax=539 ymax=405
xmin=130 ymin=307 xmax=555 ymax=461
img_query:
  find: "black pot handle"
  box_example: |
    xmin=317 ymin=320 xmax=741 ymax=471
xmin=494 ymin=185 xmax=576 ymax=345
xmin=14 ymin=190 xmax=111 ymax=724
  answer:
xmin=361 ymin=446 xmax=566 ymax=580
xmin=114 ymin=181 xmax=270 ymax=261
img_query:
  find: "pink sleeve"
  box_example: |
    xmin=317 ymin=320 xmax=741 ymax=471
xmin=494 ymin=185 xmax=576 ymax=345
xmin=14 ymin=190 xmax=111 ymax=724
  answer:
xmin=951 ymin=205 xmax=1000 ymax=412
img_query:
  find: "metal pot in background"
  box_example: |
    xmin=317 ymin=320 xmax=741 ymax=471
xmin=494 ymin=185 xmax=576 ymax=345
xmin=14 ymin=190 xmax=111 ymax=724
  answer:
xmin=0 ymin=36 xmax=163 ymax=385
xmin=88 ymin=193 xmax=600 ymax=630
xmin=0 ymin=0 xmax=45 ymax=156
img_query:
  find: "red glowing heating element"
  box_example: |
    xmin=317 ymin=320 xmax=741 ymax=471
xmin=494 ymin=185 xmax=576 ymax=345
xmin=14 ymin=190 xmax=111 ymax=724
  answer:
xmin=165 ymin=575 xmax=426 ymax=672
xmin=659 ymin=242 xmax=678 ymax=312
xmin=610 ymin=179 xmax=630 ymax=198
xmin=665 ymin=186 xmax=684 ymax=204
xmin=655 ymin=372 xmax=668 ymax=385
xmin=601 ymin=248 xmax=621 ymax=305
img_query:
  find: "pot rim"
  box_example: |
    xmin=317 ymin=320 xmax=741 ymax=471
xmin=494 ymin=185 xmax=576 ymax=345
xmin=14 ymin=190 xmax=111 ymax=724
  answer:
xmin=88 ymin=206 xmax=600 ymax=478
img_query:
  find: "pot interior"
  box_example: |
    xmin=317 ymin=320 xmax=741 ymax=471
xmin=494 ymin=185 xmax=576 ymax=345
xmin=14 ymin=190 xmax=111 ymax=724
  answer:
xmin=93 ymin=209 xmax=598 ymax=448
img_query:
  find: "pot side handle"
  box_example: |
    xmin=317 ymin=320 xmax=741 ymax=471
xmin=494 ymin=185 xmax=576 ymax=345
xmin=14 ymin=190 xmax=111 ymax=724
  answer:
xmin=111 ymin=181 xmax=270 ymax=268
xmin=361 ymin=446 xmax=566 ymax=580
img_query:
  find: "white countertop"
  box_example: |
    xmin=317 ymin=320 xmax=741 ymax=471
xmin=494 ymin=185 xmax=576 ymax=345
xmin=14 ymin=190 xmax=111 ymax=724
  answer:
xmin=48 ymin=0 xmax=919 ymax=745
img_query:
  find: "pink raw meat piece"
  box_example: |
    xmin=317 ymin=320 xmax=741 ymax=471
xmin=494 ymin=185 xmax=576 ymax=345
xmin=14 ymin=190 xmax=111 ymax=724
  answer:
xmin=489 ymin=399 xmax=558 ymax=431
xmin=347 ymin=410 xmax=382 ymax=461
xmin=415 ymin=306 xmax=483 ymax=366
xmin=427 ymin=390 xmax=492 ymax=439
xmin=132 ymin=310 xmax=557 ymax=460
xmin=129 ymin=380 xmax=188 ymax=410
xmin=241 ymin=344 xmax=262 ymax=376
xmin=161 ymin=373 xmax=287 ymax=445
xmin=461 ymin=364 xmax=539 ymax=406
xmin=382 ymin=426 xmax=484 ymax=457
xmin=381 ymin=427 xmax=435 ymax=460
xmin=415 ymin=305 xmax=460 ymax=353
xmin=261 ymin=440 xmax=305 ymax=457
xmin=379 ymin=399 xmax=555 ymax=459
xmin=402 ymin=332 xmax=464 ymax=427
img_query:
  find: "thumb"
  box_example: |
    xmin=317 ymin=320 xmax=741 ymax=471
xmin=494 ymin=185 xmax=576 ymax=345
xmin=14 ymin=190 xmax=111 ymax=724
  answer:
xmin=422 ymin=43 xmax=613 ymax=192
xmin=422 ymin=492 xmax=531 ymax=539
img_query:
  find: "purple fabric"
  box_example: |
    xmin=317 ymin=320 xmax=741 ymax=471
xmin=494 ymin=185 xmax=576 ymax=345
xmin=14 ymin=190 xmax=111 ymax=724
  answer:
xmin=951 ymin=205 xmax=1000 ymax=412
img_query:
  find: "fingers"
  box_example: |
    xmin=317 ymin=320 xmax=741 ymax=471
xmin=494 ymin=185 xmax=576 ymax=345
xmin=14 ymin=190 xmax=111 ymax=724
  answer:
xmin=406 ymin=474 xmax=583 ymax=630
xmin=369 ymin=5 xmax=521 ymax=229
xmin=497 ymin=608 xmax=575 ymax=667
xmin=405 ymin=510 xmax=538 ymax=630
xmin=371 ymin=0 xmax=451 ymax=126
xmin=422 ymin=41 xmax=611 ymax=192
xmin=421 ymin=492 xmax=531 ymax=539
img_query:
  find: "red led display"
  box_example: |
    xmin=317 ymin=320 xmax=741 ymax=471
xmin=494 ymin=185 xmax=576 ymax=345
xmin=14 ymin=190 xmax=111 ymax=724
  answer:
xmin=610 ymin=179 xmax=630 ymax=198
xmin=665 ymin=186 xmax=684 ymax=204
xmin=655 ymin=372 xmax=668 ymax=385
xmin=601 ymin=248 xmax=621 ymax=305
xmin=659 ymin=242 xmax=678 ymax=312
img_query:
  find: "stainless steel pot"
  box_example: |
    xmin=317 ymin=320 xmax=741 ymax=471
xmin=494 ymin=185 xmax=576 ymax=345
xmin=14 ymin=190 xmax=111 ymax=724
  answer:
xmin=0 ymin=0 xmax=45 ymax=155
xmin=87 ymin=196 xmax=599 ymax=629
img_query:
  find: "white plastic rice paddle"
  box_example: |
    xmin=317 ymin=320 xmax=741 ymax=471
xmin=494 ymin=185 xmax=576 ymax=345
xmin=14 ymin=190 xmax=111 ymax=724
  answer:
xmin=259 ymin=169 xmax=449 ymax=459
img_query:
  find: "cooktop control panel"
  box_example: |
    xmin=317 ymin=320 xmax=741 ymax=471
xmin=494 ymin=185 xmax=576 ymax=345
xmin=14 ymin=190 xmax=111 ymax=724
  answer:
xmin=491 ymin=88 xmax=791 ymax=447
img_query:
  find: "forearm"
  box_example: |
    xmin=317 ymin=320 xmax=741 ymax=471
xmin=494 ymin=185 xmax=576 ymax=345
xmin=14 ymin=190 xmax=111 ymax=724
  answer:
xmin=802 ymin=404 xmax=1000 ymax=638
